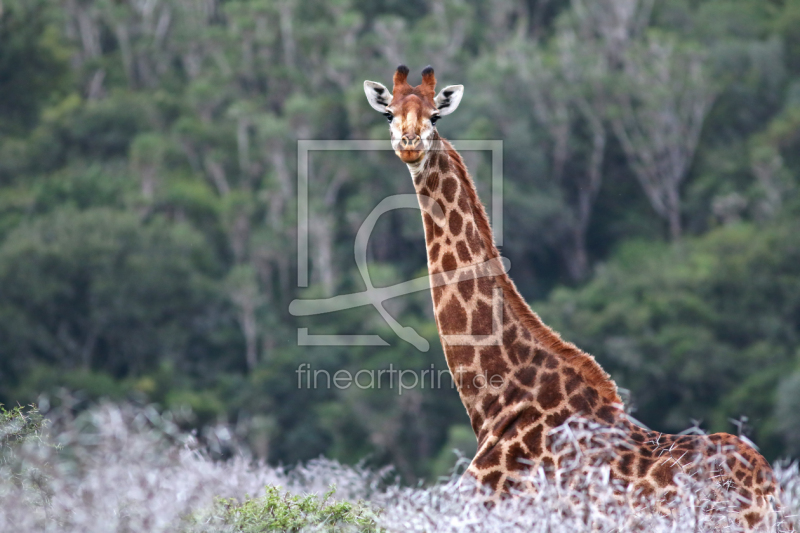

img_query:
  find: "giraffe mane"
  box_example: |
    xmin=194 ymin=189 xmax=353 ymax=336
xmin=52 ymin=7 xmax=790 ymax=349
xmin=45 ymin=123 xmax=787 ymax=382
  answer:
xmin=437 ymin=134 xmax=621 ymax=405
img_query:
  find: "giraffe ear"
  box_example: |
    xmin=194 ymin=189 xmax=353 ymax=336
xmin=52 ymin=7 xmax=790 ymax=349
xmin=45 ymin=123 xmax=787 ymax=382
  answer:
xmin=434 ymin=85 xmax=464 ymax=116
xmin=364 ymin=81 xmax=393 ymax=112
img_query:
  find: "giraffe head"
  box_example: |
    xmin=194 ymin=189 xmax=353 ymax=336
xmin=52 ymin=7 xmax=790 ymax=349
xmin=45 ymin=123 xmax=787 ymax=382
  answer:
xmin=364 ymin=65 xmax=464 ymax=164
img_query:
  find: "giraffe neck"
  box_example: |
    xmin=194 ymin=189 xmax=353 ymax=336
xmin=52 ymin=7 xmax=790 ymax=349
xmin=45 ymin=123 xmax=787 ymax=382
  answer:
xmin=410 ymin=132 xmax=621 ymax=447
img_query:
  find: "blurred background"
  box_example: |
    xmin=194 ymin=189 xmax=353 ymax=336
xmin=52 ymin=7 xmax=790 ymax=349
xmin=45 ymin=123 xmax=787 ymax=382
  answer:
xmin=0 ymin=0 xmax=799 ymax=482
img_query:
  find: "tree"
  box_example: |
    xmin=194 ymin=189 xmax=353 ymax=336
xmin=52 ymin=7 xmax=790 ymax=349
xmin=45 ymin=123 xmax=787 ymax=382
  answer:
xmin=608 ymin=34 xmax=717 ymax=240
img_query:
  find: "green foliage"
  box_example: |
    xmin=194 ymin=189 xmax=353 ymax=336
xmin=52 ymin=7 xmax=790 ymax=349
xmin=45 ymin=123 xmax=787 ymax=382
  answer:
xmin=0 ymin=405 xmax=45 ymax=457
xmin=214 ymin=486 xmax=382 ymax=532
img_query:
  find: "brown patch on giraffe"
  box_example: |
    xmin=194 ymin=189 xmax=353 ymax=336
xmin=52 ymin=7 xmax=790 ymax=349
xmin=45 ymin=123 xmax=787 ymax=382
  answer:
xmin=503 ymin=325 xmax=518 ymax=344
xmin=426 ymin=150 xmax=439 ymax=171
xmin=633 ymin=481 xmax=655 ymax=499
xmin=471 ymin=300 xmax=493 ymax=335
xmin=438 ymin=151 xmax=450 ymax=173
xmin=502 ymin=385 xmax=533 ymax=406
xmin=426 ymin=171 xmax=440 ymax=191
xmin=568 ymin=393 xmax=590 ymax=413
xmin=477 ymin=277 xmax=494 ymax=297
xmin=456 ymin=241 xmax=471 ymax=263
xmin=511 ymin=342 xmax=532 ymax=364
xmin=474 ymin=443 xmax=503 ymax=470
xmin=458 ymin=371 xmax=480 ymax=397
xmin=502 ymin=476 xmax=523 ymax=495
xmin=536 ymin=372 xmax=563 ymax=410
xmin=466 ymin=222 xmax=482 ymax=254
xmin=583 ymin=387 xmax=600 ymax=409
xmin=618 ymin=453 xmax=635 ymax=477
xmin=638 ymin=456 xmax=655 ymax=476
xmin=744 ymin=512 xmax=761 ymax=528
xmin=423 ymin=213 xmax=434 ymax=244
xmin=429 ymin=243 xmax=441 ymax=262
xmin=481 ymin=470 xmax=503 ymax=491
xmin=479 ymin=345 xmax=510 ymax=379
xmin=470 ymin=410 xmax=485 ymax=435
xmin=595 ymin=405 xmax=617 ymax=424
xmin=545 ymin=408 xmax=571 ymax=428
xmin=523 ymin=425 xmax=544 ymax=456
xmin=531 ymin=348 xmax=558 ymax=370
xmin=441 ymin=177 xmax=458 ymax=203
xmin=446 ymin=345 xmax=474 ymax=367
xmin=652 ymin=460 xmax=677 ymax=488
xmin=481 ymin=393 xmax=502 ymax=421
xmin=506 ymin=443 xmax=530 ymax=472
xmin=449 ymin=210 xmax=464 ymax=236
xmin=563 ymin=367 xmax=582 ymax=395
xmin=432 ymin=284 xmax=445 ymax=307
xmin=540 ymin=457 xmax=555 ymax=480
xmin=512 ymin=407 xmax=543 ymax=431
xmin=418 ymin=186 xmax=430 ymax=198
xmin=514 ymin=366 xmax=537 ymax=387
xmin=458 ymin=189 xmax=470 ymax=213
xmin=441 ymin=252 xmax=457 ymax=277
xmin=440 ymin=296 xmax=467 ymax=334
xmin=457 ymin=272 xmax=475 ymax=301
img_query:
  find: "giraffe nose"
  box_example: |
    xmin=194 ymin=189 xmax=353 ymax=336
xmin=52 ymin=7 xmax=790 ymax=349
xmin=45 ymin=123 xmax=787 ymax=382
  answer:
xmin=401 ymin=134 xmax=421 ymax=149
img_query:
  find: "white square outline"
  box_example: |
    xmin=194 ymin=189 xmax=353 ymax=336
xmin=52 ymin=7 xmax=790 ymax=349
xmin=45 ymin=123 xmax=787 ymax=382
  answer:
xmin=295 ymin=140 xmax=503 ymax=348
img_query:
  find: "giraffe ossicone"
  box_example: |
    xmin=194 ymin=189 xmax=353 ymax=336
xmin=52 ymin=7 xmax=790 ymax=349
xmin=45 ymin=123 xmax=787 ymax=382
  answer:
xmin=363 ymin=64 xmax=792 ymax=532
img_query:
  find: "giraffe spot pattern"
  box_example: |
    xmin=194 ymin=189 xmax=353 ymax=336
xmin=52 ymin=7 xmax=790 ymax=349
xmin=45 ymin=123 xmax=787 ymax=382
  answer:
xmin=479 ymin=345 xmax=510 ymax=380
xmin=474 ymin=444 xmax=503 ymax=470
xmin=523 ymin=425 xmax=544 ymax=456
xmin=442 ymin=177 xmax=458 ymax=203
xmin=506 ymin=443 xmax=529 ymax=472
xmin=440 ymin=296 xmax=467 ymax=334
xmin=456 ymin=240 xmax=471 ymax=262
xmin=441 ymin=252 xmax=457 ymax=276
xmin=545 ymin=408 xmax=571 ymax=428
xmin=458 ymin=190 xmax=470 ymax=213
xmin=481 ymin=393 xmax=502 ymax=420
xmin=447 ymin=345 xmax=475 ymax=367
xmin=426 ymin=171 xmax=440 ymax=191
xmin=482 ymin=470 xmax=503 ymax=491
xmin=514 ymin=367 xmax=537 ymax=386
xmin=429 ymin=243 xmax=441 ymax=262
xmin=471 ymin=300 xmax=493 ymax=335
xmin=563 ymin=367 xmax=582 ymax=395
xmin=502 ymin=385 xmax=533 ymax=406
xmin=438 ymin=152 xmax=451 ymax=173
xmin=466 ymin=222 xmax=482 ymax=254
xmin=459 ymin=371 xmax=480 ymax=397
xmin=477 ymin=277 xmax=494 ymax=297
xmin=536 ymin=372 xmax=563 ymax=410
xmin=423 ymin=213 xmax=434 ymax=244
xmin=449 ymin=210 xmax=463 ymax=236
xmin=457 ymin=273 xmax=475 ymax=301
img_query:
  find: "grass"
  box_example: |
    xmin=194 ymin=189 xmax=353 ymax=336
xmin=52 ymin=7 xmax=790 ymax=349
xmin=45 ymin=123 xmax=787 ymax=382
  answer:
xmin=213 ymin=486 xmax=382 ymax=532
xmin=0 ymin=402 xmax=798 ymax=532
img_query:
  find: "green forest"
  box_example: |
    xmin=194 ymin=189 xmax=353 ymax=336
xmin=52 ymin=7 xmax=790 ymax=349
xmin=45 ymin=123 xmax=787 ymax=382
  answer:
xmin=1 ymin=0 xmax=800 ymax=483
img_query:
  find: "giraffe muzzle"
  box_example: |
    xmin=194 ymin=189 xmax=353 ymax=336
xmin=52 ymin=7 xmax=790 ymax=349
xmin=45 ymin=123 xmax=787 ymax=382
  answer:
xmin=401 ymin=134 xmax=421 ymax=150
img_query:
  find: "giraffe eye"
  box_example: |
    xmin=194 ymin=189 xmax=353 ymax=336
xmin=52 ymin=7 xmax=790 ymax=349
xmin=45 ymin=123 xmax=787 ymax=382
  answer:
xmin=384 ymin=112 xmax=394 ymax=123
xmin=430 ymin=115 xmax=440 ymax=125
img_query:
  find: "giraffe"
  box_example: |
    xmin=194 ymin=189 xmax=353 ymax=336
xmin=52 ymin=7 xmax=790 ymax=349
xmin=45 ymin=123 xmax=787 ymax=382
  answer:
xmin=363 ymin=65 xmax=792 ymax=531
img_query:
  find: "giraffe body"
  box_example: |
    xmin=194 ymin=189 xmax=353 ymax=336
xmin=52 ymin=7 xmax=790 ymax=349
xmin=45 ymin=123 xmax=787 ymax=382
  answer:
xmin=363 ymin=65 xmax=791 ymax=532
